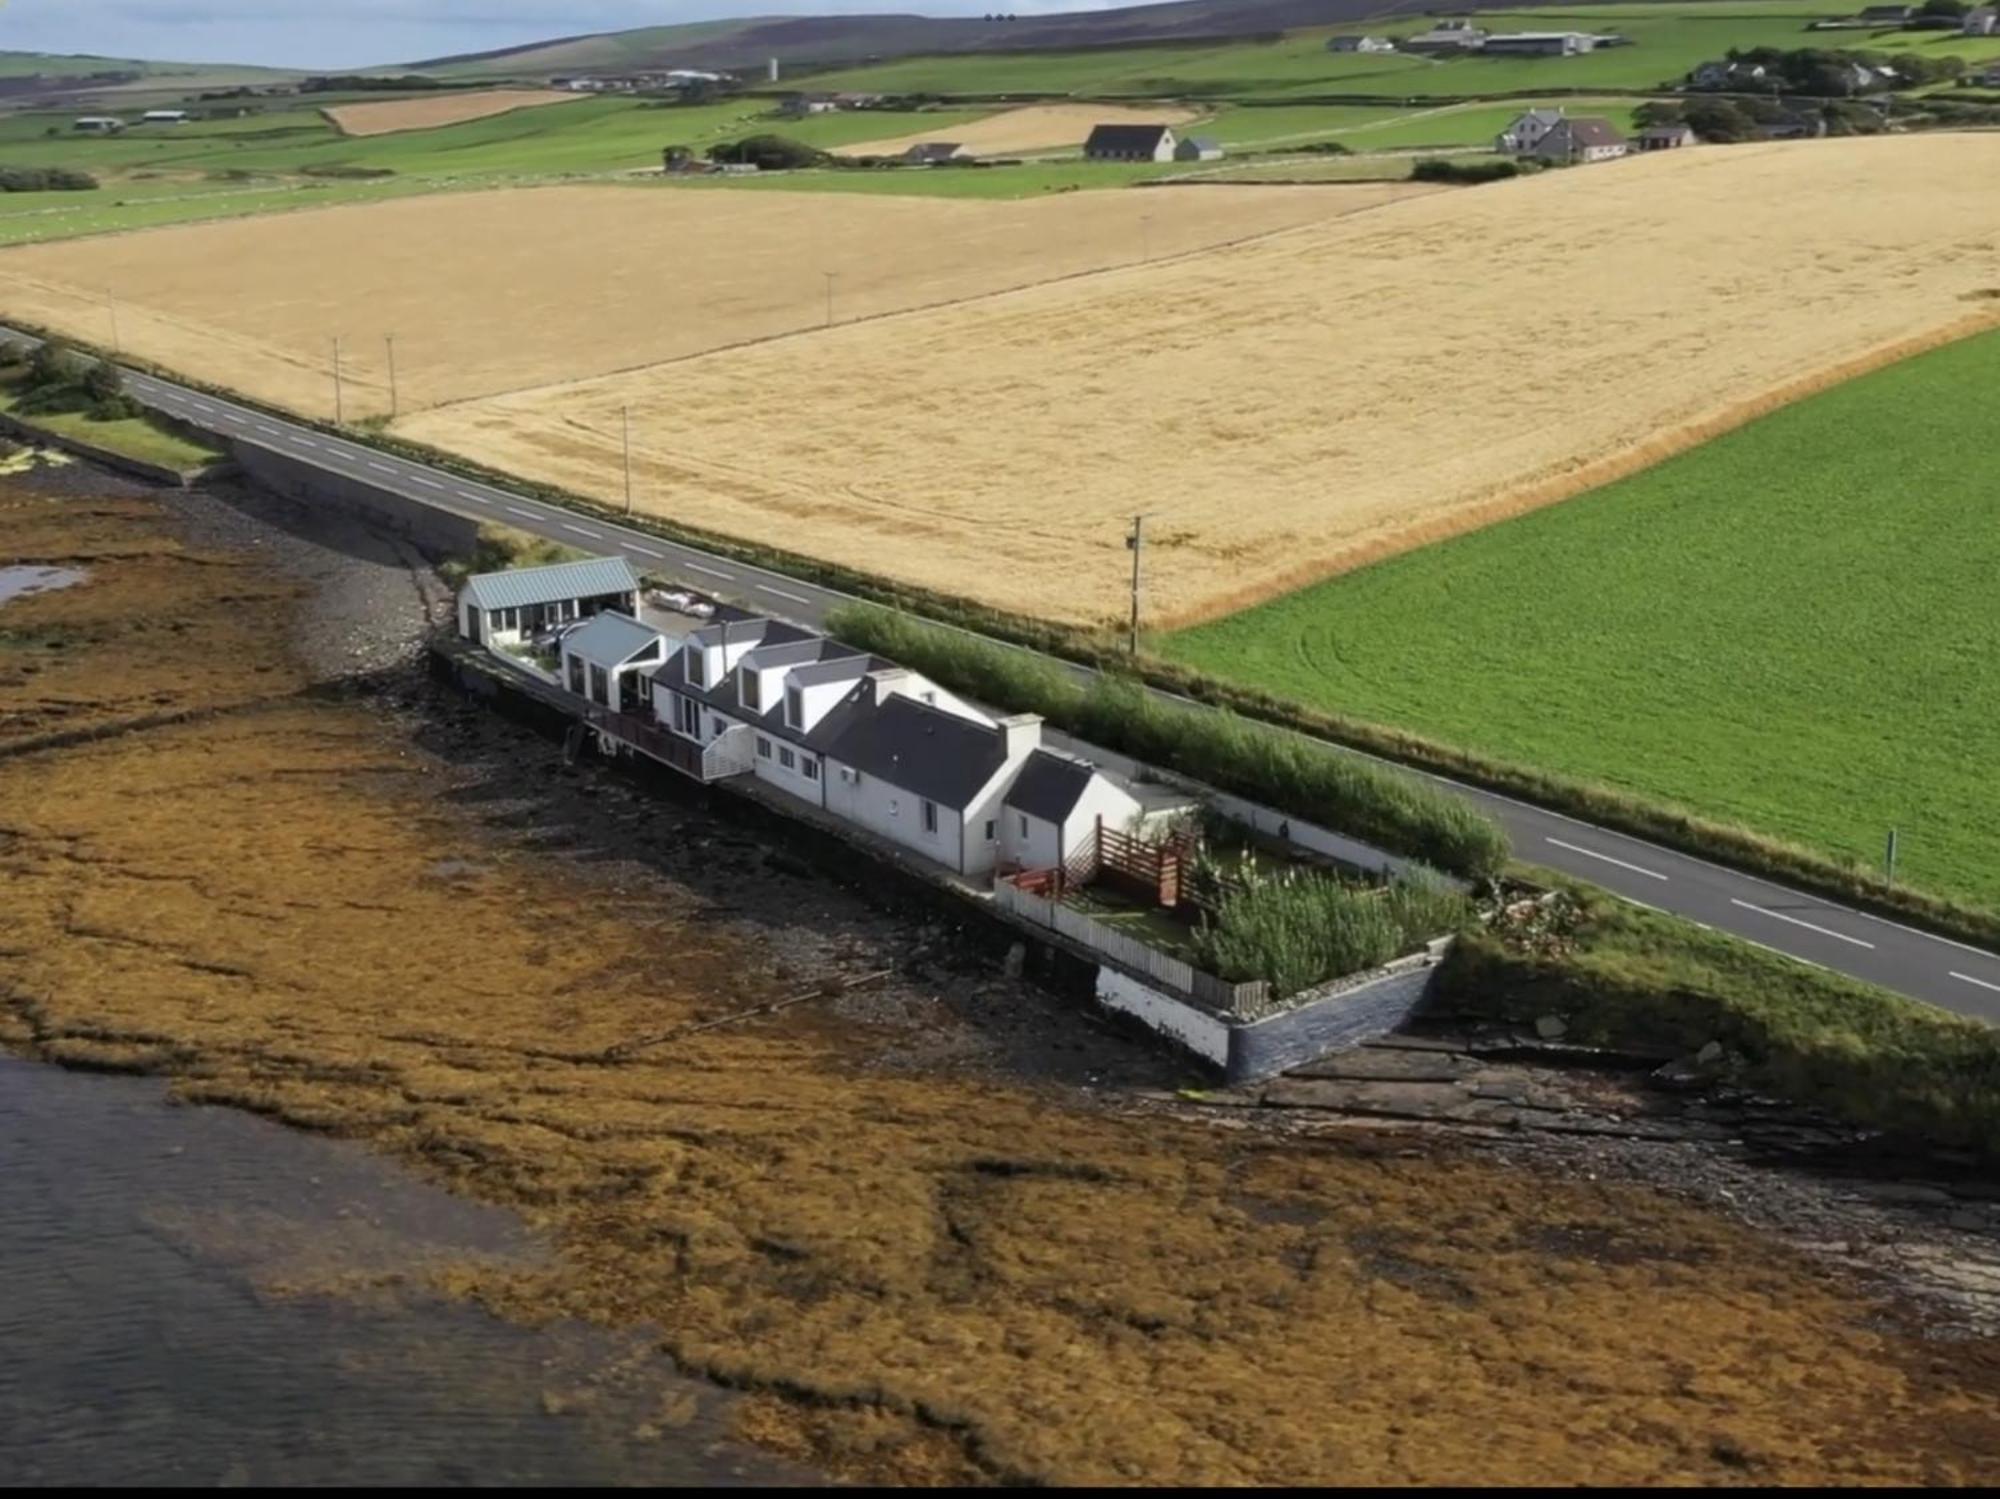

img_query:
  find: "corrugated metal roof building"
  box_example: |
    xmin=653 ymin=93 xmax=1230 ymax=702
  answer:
xmin=457 ymin=555 xmax=642 ymax=646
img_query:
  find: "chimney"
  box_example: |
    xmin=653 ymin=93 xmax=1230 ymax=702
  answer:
xmin=996 ymin=713 xmax=1041 ymax=759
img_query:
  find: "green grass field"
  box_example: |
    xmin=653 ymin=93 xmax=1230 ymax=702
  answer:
xmin=0 ymin=386 xmax=220 ymax=471
xmin=1166 ymin=327 xmax=2000 ymax=909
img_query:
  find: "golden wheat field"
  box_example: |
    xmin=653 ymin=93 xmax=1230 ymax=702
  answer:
xmin=399 ymin=135 xmax=2000 ymax=625
xmin=0 ymin=181 xmax=1416 ymax=418
xmin=837 ymin=103 xmax=1201 ymax=158
xmin=321 ymin=88 xmax=576 ymax=136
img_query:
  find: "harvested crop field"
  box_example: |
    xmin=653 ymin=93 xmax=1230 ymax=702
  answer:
xmin=402 ymin=135 xmax=2000 ymax=626
xmin=837 ymin=102 xmax=1201 ymax=157
xmin=322 ymin=88 xmax=576 ymax=137
xmin=9 ymin=469 xmax=2000 ymax=1487
xmin=0 ymin=181 xmax=1413 ymax=418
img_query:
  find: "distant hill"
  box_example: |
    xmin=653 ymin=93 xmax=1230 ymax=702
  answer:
xmin=0 ymin=50 xmax=291 ymax=100
xmin=407 ymin=1 xmax=1576 ymax=80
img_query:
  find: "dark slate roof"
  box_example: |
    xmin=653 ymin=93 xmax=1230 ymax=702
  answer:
xmin=904 ymin=142 xmax=962 ymax=162
xmin=1552 ymin=117 xmax=1626 ymax=149
xmin=651 ymin=633 xmax=875 ymax=752
xmin=1084 ymin=123 xmax=1172 ymax=154
xmin=818 ymin=694 xmax=1007 ymax=809
xmin=789 ymin=655 xmax=879 ymax=688
xmin=1003 ymin=749 xmax=1097 ymax=825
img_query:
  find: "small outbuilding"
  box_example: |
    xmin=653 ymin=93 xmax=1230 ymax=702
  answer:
xmin=1083 ymin=123 xmax=1178 ymax=162
xmin=901 ymin=141 xmax=965 ymax=165
xmin=457 ymin=554 xmax=642 ymax=648
xmin=1636 ymin=122 xmax=1698 ymax=151
xmin=140 ymin=109 xmax=190 ymax=124
xmin=1327 ymin=35 xmax=1397 ymax=53
xmin=1000 ymin=748 xmax=1142 ymax=874
xmin=560 ymin=610 xmax=671 ymax=715
xmin=1173 ymin=136 xmax=1224 ymax=162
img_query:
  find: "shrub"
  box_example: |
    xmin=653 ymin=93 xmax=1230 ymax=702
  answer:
xmin=0 ymin=166 xmax=98 ymax=192
xmin=82 ymin=361 xmax=124 ymax=403
xmin=1412 ymin=157 xmax=1526 ymax=185
xmin=707 ymin=134 xmax=829 ymax=171
xmin=1192 ymin=869 xmax=1472 ymax=997
xmin=26 ymin=339 xmax=86 ymax=392
xmin=827 ymin=604 xmax=1509 ymax=879
xmin=299 ymin=164 xmax=396 ymax=179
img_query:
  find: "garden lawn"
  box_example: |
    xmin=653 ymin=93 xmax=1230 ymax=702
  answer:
xmin=1165 ymin=326 xmax=2000 ymax=909
xmin=0 ymin=387 xmax=219 ymax=471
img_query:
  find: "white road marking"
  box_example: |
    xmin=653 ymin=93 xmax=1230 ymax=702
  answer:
xmin=757 ymin=583 xmax=812 ymax=605
xmin=1610 ymin=893 xmax=1670 ymax=918
xmin=628 ymin=545 xmax=664 ymax=558
xmin=504 ymin=506 xmax=536 ymax=519
xmin=367 ymin=461 xmax=395 ymax=474
xmin=1729 ymin=898 xmax=1875 ymax=949
xmin=1733 ymin=935 xmax=1837 ymax=975
xmin=190 ymin=402 xmax=213 ymax=413
xmin=562 ymin=524 xmax=601 ymax=538
xmin=410 ymin=475 xmax=442 ymax=489
xmin=1544 ymin=837 xmax=1668 ymax=881
xmin=684 ymin=562 xmax=733 ymax=581
xmin=255 ymin=424 xmax=280 ymax=436
xmin=1951 ymin=971 xmax=2000 ymax=995
xmin=294 ymin=438 xmax=318 ymax=448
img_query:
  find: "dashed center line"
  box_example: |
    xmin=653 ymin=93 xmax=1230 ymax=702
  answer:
xmin=367 ymin=461 xmax=395 ymax=474
xmin=294 ymin=438 xmax=318 ymax=448
xmin=1544 ymin=837 xmax=1667 ymax=881
xmin=684 ymin=563 xmax=733 ymax=581
xmin=757 ymin=583 xmax=812 ymax=606
xmin=1951 ymin=971 xmax=2000 ymax=995
xmin=504 ymin=506 xmax=535 ymax=519
xmin=255 ymin=425 xmax=280 ymax=437
xmin=562 ymin=524 xmax=601 ymax=538
xmin=628 ymin=545 xmax=664 ymax=558
xmin=1728 ymin=898 xmax=1875 ymax=949
xmin=410 ymin=476 xmax=442 ymax=489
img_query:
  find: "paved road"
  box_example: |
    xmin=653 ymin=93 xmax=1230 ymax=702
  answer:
xmin=35 ymin=345 xmax=2000 ymax=1023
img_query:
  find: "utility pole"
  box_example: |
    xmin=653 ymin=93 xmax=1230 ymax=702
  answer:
xmin=823 ymin=270 xmax=837 ymax=328
xmin=621 ymin=404 xmax=633 ymax=514
xmin=1125 ymin=513 xmax=1146 ymax=656
xmin=331 ymin=335 xmax=344 ymax=424
xmin=385 ymin=332 xmax=398 ymax=419
xmin=1885 ymin=827 xmax=1899 ymax=885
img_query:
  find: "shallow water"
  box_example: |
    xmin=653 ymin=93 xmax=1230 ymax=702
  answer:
xmin=0 ymin=564 xmax=85 ymax=606
xmin=0 ymin=1056 xmax=811 ymax=1487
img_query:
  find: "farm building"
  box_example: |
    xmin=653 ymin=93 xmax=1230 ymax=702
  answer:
xmin=1856 ymin=4 xmax=1914 ymax=21
xmin=456 ymin=555 xmax=642 ymax=648
xmin=1327 ymin=35 xmax=1396 ymax=53
xmin=1494 ymin=107 xmax=1568 ymax=155
xmin=1403 ymin=21 xmax=1487 ymax=53
xmin=140 ymin=109 xmax=190 ymax=124
xmin=1636 ymin=123 xmax=1698 ymax=151
xmin=71 ymin=116 xmax=123 ymax=134
xmin=1174 ymin=136 xmax=1225 ymax=162
xmin=1529 ymin=116 xmax=1628 ymax=164
xmin=1966 ymin=8 xmax=1998 ymax=36
xmin=560 ymin=610 xmax=670 ymax=715
xmin=1083 ymin=123 xmax=1178 ymax=162
xmin=1482 ymin=32 xmax=1598 ymax=56
xmin=779 ymin=93 xmax=839 ymax=118
xmin=902 ymin=141 xmax=966 ymax=164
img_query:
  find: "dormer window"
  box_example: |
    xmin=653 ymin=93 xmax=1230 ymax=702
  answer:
xmin=740 ymin=669 xmax=761 ymax=712
xmin=785 ymin=683 xmax=803 ymax=729
xmin=685 ymin=649 xmax=704 ymax=688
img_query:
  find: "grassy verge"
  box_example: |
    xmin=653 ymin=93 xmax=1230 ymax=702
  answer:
xmin=0 ymin=382 xmax=219 ymax=472
xmin=18 ymin=314 xmax=1998 ymax=954
xmin=1437 ymin=878 xmax=2000 ymax=1156
xmin=825 ymin=602 xmax=1509 ymax=881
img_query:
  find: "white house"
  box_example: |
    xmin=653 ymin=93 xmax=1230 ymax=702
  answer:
xmin=1530 ymin=116 xmax=1629 ymax=164
xmin=1082 ymin=123 xmax=1178 ymax=162
xmin=1327 ymin=35 xmax=1396 ymax=53
xmin=999 ymin=748 xmax=1144 ymax=873
xmin=456 ymin=555 xmax=642 ymax=647
xmin=1966 ymin=7 xmax=1999 ymax=36
xmin=1494 ymin=107 xmax=1566 ymax=154
xmin=560 ymin=610 xmax=671 ymax=715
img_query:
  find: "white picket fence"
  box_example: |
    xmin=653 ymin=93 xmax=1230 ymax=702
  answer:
xmin=996 ymin=879 xmax=1217 ymax=1003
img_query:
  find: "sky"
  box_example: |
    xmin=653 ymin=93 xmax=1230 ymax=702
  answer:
xmin=0 ymin=1 xmax=1120 ymax=70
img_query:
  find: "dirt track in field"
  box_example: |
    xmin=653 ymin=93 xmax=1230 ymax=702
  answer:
xmin=400 ymin=134 xmax=2000 ymax=626
xmin=836 ymin=102 xmax=1201 ymax=157
xmin=0 ymin=180 xmax=1415 ymax=419
xmin=322 ymin=88 xmax=576 ymax=136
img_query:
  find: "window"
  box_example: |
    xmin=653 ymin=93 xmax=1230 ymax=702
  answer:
xmin=984 ymin=819 xmax=996 ymax=843
xmin=567 ymin=656 xmax=586 ymax=695
xmin=785 ymin=684 xmax=803 ymax=729
xmin=685 ymin=651 xmax=704 ymax=688
xmin=756 ymin=735 xmax=771 ymax=759
xmin=803 ymin=759 xmax=820 ymax=782
xmin=778 ymin=747 xmax=796 ymax=770
xmin=589 ymin=663 xmax=609 ymax=706
xmin=710 ymin=716 xmax=725 ymax=736
xmin=740 ymin=670 xmax=761 ymax=711
xmin=1019 ymin=813 xmax=1029 ymax=838
xmin=921 ymin=799 xmax=938 ymax=834
xmin=674 ymin=694 xmax=700 ymax=737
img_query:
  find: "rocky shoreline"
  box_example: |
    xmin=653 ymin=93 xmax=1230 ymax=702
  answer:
xmin=6 ymin=456 xmax=1998 ymax=1485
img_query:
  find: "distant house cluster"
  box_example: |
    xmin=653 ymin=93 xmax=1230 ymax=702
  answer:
xmin=1395 ymin=20 xmax=1628 ymax=56
xmin=777 ymin=91 xmax=887 ymax=117
xmin=554 ymin=69 xmax=731 ymax=93
xmin=1494 ymin=107 xmax=1630 ymax=163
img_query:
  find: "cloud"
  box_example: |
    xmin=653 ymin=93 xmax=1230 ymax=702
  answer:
xmin=1 ymin=1 xmax=1116 ymax=71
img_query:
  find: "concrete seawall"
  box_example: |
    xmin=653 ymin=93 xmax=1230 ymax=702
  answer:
xmin=232 ymin=442 xmax=483 ymax=560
